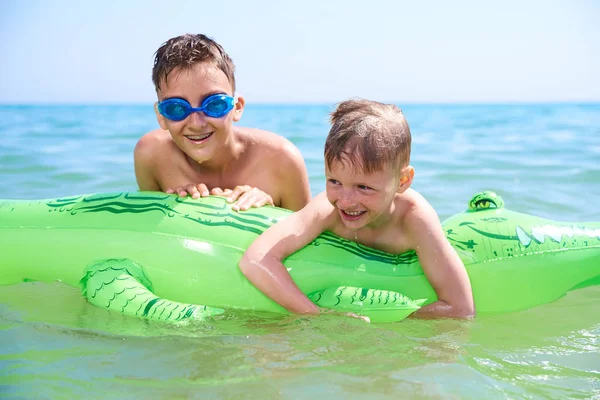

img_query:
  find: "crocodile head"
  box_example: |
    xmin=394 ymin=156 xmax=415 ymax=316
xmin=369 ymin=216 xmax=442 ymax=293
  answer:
xmin=443 ymin=191 xmax=600 ymax=265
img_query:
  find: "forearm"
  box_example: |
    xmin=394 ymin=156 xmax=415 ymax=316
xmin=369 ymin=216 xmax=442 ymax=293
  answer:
xmin=239 ymin=255 xmax=319 ymax=314
xmin=411 ymin=300 xmax=475 ymax=320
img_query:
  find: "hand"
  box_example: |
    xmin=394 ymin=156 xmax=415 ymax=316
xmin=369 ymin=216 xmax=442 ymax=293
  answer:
xmin=319 ymin=308 xmax=371 ymax=323
xmin=212 ymin=185 xmax=274 ymax=211
xmin=165 ymin=183 xmax=210 ymax=199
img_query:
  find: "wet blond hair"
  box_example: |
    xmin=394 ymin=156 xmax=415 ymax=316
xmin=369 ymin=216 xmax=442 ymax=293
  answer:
xmin=324 ymin=99 xmax=411 ymax=173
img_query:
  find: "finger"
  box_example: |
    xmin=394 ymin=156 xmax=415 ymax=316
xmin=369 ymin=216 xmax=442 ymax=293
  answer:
xmin=177 ymin=187 xmax=188 ymax=197
xmin=186 ymin=184 xmax=200 ymax=199
xmin=231 ymin=192 xmax=248 ymax=211
xmin=248 ymin=195 xmax=270 ymax=210
xmin=232 ymin=191 xmax=255 ymax=211
xmin=255 ymin=195 xmax=274 ymax=207
xmin=227 ymin=185 xmax=249 ymax=203
xmin=247 ymin=193 xmax=273 ymax=209
xmin=210 ymin=187 xmax=223 ymax=196
xmin=233 ymin=190 xmax=274 ymax=211
xmin=197 ymin=183 xmax=210 ymax=197
xmin=165 ymin=188 xmax=174 ymax=194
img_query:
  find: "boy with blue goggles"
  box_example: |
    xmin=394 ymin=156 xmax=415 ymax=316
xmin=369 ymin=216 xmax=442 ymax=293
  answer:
xmin=134 ymin=34 xmax=311 ymax=212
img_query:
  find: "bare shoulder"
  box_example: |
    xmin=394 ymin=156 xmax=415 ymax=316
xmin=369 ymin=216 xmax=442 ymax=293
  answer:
xmin=238 ymin=127 xmax=304 ymax=162
xmin=234 ymin=127 xmax=310 ymax=210
xmin=307 ymin=192 xmax=340 ymax=228
xmin=397 ymin=189 xmax=439 ymax=224
xmin=134 ymin=129 xmax=174 ymax=162
xmin=307 ymin=191 xmax=335 ymax=214
xmin=397 ymin=189 xmax=444 ymax=245
xmin=133 ymin=129 xmax=180 ymax=191
xmin=238 ymin=126 xmax=308 ymax=181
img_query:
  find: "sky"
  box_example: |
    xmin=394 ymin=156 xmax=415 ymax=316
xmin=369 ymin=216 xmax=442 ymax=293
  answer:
xmin=1 ymin=0 xmax=599 ymax=104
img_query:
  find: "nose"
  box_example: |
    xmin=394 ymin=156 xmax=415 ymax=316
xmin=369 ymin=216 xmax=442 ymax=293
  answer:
xmin=336 ymin=188 xmax=357 ymax=209
xmin=187 ymin=110 xmax=209 ymax=127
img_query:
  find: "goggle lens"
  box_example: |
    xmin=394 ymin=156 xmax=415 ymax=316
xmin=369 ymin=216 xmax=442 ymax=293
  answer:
xmin=162 ymin=101 xmax=188 ymax=121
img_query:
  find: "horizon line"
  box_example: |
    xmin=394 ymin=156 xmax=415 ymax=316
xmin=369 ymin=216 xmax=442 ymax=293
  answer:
xmin=1 ymin=100 xmax=599 ymax=107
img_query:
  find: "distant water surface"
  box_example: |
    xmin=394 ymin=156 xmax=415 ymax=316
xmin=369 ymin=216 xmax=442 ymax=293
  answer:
xmin=1 ymin=103 xmax=599 ymax=398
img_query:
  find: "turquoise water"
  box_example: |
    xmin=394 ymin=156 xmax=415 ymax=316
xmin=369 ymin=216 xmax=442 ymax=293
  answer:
xmin=1 ymin=103 xmax=599 ymax=398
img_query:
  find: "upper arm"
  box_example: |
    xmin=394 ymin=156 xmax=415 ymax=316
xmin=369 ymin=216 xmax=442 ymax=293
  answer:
xmin=406 ymin=202 xmax=474 ymax=313
xmin=133 ymin=132 xmax=161 ymax=191
xmin=274 ymin=140 xmax=311 ymax=212
xmin=244 ymin=193 xmax=331 ymax=264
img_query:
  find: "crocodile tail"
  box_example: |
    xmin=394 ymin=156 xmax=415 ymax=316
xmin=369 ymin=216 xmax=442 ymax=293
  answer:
xmin=80 ymin=258 xmax=224 ymax=322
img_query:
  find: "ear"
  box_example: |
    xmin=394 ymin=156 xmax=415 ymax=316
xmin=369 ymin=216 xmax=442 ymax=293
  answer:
xmin=398 ymin=166 xmax=415 ymax=193
xmin=232 ymin=95 xmax=245 ymax=122
xmin=154 ymin=102 xmax=169 ymax=130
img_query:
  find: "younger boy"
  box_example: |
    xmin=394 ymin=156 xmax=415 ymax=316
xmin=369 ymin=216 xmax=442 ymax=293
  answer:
xmin=239 ymin=99 xmax=475 ymax=319
xmin=134 ymin=34 xmax=311 ymax=211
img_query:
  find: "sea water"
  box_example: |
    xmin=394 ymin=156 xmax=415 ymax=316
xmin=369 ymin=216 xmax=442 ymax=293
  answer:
xmin=0 ymin=103 xmax=599 ymax=398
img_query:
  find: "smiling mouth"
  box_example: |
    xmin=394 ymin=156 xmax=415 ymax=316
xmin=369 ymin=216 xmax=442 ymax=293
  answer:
xmin=185 ymin=132 xmax=213 ymax=143
xmin=340 ymin=209 xmax=366 ymax=220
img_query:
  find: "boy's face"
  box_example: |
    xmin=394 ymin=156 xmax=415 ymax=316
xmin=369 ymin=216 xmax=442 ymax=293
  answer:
xmin=154 ymin=62 xmax=244 ymax=164
xmin=325 ymin=159 xmax=411 ymax=230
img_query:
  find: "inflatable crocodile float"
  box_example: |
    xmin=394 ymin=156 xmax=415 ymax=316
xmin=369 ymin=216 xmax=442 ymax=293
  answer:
xmin=0 ymin=191 xmax=598 ymax=323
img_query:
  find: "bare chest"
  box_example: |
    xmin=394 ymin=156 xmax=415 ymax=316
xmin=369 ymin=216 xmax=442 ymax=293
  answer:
xmin=331 ymin=224 xmax=412 ymax=255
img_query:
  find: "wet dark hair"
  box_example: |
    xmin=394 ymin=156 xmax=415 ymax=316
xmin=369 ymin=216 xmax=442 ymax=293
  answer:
xmin=152 ymin=33 xmax=236 ymax=92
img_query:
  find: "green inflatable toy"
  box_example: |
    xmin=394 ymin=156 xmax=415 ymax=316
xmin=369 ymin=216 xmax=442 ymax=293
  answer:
xmin=0 ymin=191 xmax=598 ymax=323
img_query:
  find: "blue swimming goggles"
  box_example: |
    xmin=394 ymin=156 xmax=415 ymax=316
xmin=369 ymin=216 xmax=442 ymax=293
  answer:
xmin=157 ymin=94 xmax=236 ymax=121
